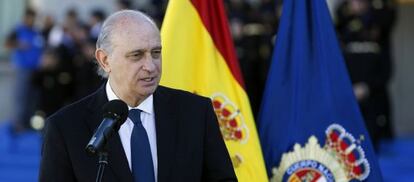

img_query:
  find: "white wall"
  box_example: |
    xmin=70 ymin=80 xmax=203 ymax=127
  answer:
xmin=0 ymin=0 xmax=26 ymax=58
xmin=390 ymin=4 xmax=414 ymax=136
xmin=30 ymin=0 xmax=117 ymax=24
xmin=29 ymin=0 xmax=153 ymax=24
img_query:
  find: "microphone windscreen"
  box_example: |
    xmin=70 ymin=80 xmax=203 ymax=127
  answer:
xmin=102 ymin=99 xmax=129 ymax=127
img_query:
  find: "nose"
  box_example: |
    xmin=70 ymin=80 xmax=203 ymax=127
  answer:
xmin=142 ymin=54 xmax=156 ymax=72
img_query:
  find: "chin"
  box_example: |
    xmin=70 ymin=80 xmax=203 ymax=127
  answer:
xmin=141 ymin=86 xmax=157 ymax=96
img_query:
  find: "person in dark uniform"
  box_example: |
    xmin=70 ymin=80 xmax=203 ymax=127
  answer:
xmin=335 ymin=0 xmax=397 ymax=150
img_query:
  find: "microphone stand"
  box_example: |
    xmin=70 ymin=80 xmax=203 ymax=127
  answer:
xmin=96 ymin=151 xmax=108 ymax=182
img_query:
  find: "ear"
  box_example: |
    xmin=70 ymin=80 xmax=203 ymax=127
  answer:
xmin=95 ymin=48 xmax=111 ymax=73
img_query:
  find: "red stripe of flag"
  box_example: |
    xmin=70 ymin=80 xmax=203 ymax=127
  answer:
xmin=190 ymin=0 xmax=245 ymax=88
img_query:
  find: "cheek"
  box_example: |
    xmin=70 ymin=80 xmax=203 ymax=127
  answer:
xmin=155 ymin=60 xmax=162 ymax=72
xmin=113 ymin=61 xmax=135 ymax=79
xmin=130 ymin=63 xmax=145 ymax=79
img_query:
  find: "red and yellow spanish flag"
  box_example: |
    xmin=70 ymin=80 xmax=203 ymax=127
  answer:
xmin=160 ymin=0 xmax=268 ymax=181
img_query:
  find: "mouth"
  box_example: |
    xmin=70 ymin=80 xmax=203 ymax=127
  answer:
xmin=141 ymin=77 xmax=154 ymax=82
xmin=139 ymin=76 xmax=157 ymax=86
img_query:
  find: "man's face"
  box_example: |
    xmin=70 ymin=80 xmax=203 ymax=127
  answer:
xmin=106 ymin=21 xmax=162 ymax=101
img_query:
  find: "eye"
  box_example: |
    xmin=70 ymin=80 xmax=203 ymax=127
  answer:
xmin=151 ymin=49 xmax=161 ymax=59
xmin=129 ymin=52 xmax=143 ymax=60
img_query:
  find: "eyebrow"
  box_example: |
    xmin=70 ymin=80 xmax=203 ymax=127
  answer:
xmin=126 ymin=49 xmax=144 ymax=55
xmin=152 ymin=46 xmax=162 ymax=50
xmin=126 ymin=46 xmax=162 ymax=55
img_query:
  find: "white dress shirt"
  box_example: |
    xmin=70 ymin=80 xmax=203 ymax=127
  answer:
xmin=106 ymin=82 xmax=158 ymax=181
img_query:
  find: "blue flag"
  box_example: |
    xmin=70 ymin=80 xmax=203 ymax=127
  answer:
xmin=258 ymin=0 xmax=383 ymax=181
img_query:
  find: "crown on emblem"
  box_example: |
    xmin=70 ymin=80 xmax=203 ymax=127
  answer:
xmin=211 ymin=93 xmax=249 ymax=143
xmin=324 ymin=124 xmax=370 ymax=181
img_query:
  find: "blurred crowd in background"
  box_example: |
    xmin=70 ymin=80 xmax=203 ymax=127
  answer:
xmin=2 ymin=0 xmax=397 ymax=150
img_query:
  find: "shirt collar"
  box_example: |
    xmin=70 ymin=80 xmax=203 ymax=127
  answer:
xmin=106 ymin=81 xmax=154 ymax=115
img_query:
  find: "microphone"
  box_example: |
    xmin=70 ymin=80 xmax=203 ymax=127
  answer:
xmin=85 ymin=99 xmax=129 ymax=156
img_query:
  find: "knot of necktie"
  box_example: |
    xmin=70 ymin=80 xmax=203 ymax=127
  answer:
xmin=128 ymin=109 xmax=142 ymax=125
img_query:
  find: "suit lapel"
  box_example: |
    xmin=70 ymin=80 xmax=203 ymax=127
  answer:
xmin=86 ymin=85 xmax=134 ymax=182
xmin=154 ymin=86 xmax=178 ymax=181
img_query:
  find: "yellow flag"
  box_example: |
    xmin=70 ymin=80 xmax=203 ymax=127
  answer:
xmin=160 ymin=0 xmax=268 ymax=181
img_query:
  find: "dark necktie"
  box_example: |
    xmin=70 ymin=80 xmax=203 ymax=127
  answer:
xmin=129 ymin=109 xmax=155 ymax=182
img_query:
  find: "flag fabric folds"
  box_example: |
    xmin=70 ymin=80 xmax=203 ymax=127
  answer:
xmin=258 ymin=0 xmax=383 ymax=181
xmin=160 ymin=0 xmax=268 ymax=181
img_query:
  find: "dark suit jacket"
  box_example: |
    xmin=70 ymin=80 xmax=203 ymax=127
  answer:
xmin=39 ymin=85 xmax=237 ymax=182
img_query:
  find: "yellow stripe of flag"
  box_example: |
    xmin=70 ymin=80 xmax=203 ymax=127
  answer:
xmin=161 ymin=0 xmax=268 ymax=181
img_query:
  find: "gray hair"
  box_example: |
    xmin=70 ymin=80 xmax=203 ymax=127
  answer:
xmin=95 ymin=10 xmax=159 ymax=78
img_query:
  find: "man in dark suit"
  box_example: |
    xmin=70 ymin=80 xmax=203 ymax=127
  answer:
xmin=39 ymin=10 xmax=237 ymax=182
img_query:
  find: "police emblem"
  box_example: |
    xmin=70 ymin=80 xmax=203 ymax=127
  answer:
xmin=271 ymin=124 xmax=370 ymax=182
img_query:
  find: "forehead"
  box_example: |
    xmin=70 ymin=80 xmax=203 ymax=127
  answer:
xmin=111 ymin=19 xmax=160 ymax=46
